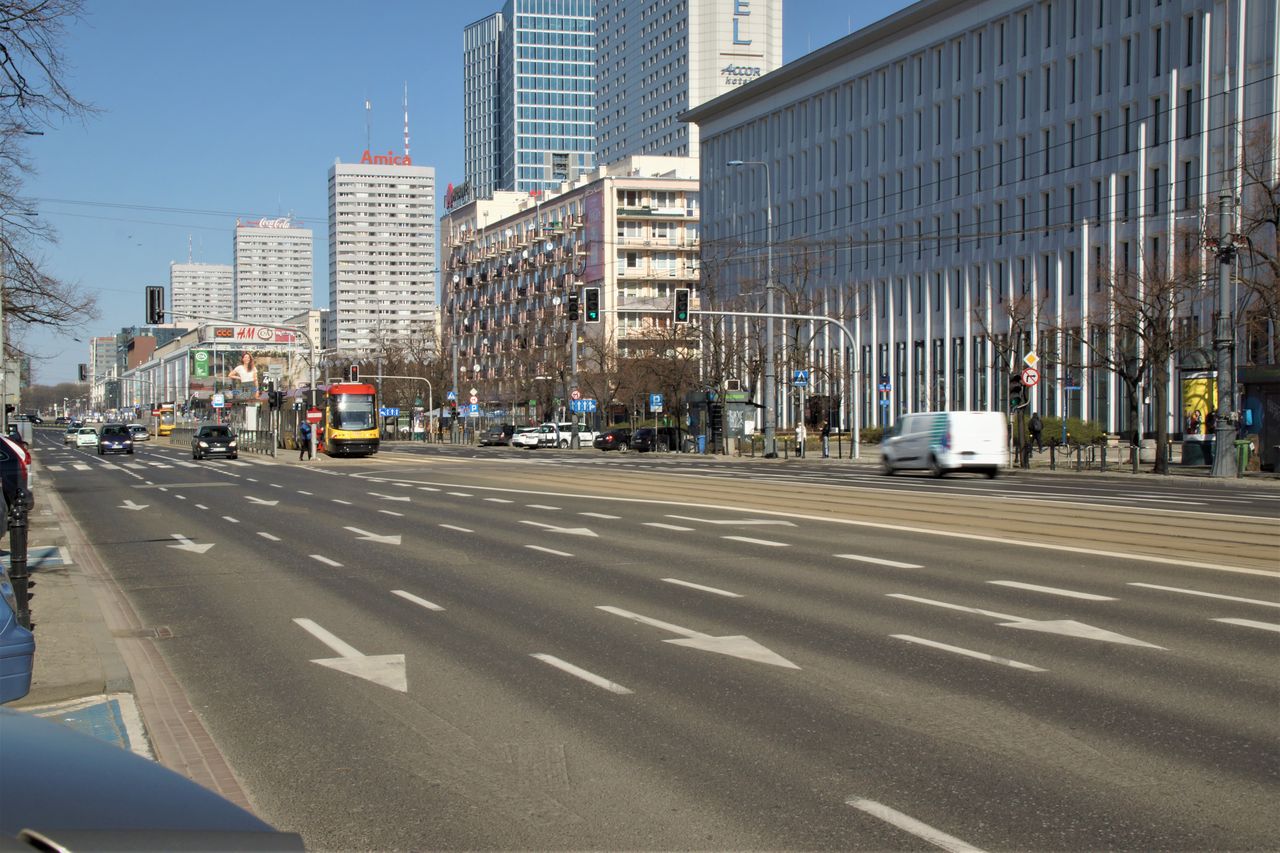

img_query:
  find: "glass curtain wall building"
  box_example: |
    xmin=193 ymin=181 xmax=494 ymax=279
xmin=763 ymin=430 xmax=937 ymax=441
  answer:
xmin=465 ymin=0 xmax=595 ymax=197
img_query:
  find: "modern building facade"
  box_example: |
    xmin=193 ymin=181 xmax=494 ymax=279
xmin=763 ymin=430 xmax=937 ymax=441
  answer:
xmin=686 ymin=0 xmax=1279 ymax=440
xmin=464 ymin=12 xmax=505 ymax=200
xmin=441 ymin=156 xmax=700 ymax=414
xmin=463 ymin=0 xmax=596 ymax=197
xmin=595 ymin=0 xmax=783 ymax=165
xmin=170 ymin=263 xmax=233 ymax=322
xmin=327 ymin=157 xmax=437 ymax=354
xmin=233 ymin=218 xmax=314 ymax=325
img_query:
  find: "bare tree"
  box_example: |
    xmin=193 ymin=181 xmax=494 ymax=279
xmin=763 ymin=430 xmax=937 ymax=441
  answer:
xmin=1236 ymin=124 xmax=1279 ymax=366
xmin=1075 ymin=238 xmax=1205 ymax=474
xmin=1 ymin=0 xmax=98 ymax=351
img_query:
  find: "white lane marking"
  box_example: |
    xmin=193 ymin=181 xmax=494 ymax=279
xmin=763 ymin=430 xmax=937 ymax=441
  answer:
xmin=846 ymin=798 xmax=987 ymax=853
xmin=270 ymin=483 xmax=283 ymax=489
xmin=222 ymin=516 xmax=240 ymax=524
xmin=581 ymin=512 xmax=620 ymax=519
xmin=246 ymin=478 xmax=258 ymax=483
xmin=663 ymin=578 xmax=741 ymax=598
xmin=448 ymin=491 xmax=473 ymax=497
xmin=395 ymin=483 xmax=414 ymax=488
xmin=485 ymin=498 xmax=514 ymax=504
xmin=527 ymin=504 xmax=561 ymax=510
xmin=439 ymin=524 xmax=473 ymax=533
xmin=72 ymin=463 xmax=90 ymax=471
xmin=297 ymin=490 xmax=313 ymax=496
xmin=291 ymin=618 xmax=406 ymax=692
xmin=722 ymin=535 xmax=788 ymax=547
xmin=173 ymin=495 xmax=187 ymax=501
xmin=194 ymin=504 xmax=208 ymax=510
xmin=988 ymin=580 xmax=1116 ymax=601
xmin=891 ymin=635 xmax=1046 ymax=672
xmin=379 ymin=509 xmax=404 ymax=517
xmin=836 ymin=554 xmax=922 ymax=569
xmin=418 ymin=486 xmax=440 ymax=492
xmin=257 ymin=532 xmax=281 ymax=541
xmin=158 ymin=487 xmax=169 ymax=492
xmin=332 ymin=499 xmax=353 ymax=505
xmin=1212 ymin=618 xmax=1280 ymax=633
xmin=644 ymin=522 xmax=694 ymax=531
xmin=1128 ymin=583 xmax=1280 ymax=608
xmin=392 ymin=589 xmax=444 ymax=612
xmin=531 ymin=653 xmax=633 ymax=695
xmin=596 ymin=605 xmax=800 ymax=668
xmin=310 ymin=555 xmax=342 ymax=567
xmin=887 ymin=594 xmax=1026 ymax=623
xmin=46 ymin=465 xmax=63 ymax=472
xmin=355 ymin=477 xmax=1279 ymax=576
xmin=667 ymin=514 xmax=797 ymax=527
xmin=526 ymin=545 xmax=573 ymax=557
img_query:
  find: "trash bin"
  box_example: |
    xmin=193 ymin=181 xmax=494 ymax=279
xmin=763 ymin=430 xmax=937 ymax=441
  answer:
xmin=1234 ymin=439 xmax=1251 ymax=473
xmin=695 ymin=435 xmax=706 ymax=454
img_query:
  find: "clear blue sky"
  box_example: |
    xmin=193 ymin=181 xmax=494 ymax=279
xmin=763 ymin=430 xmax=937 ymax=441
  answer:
xmin=23 ymin=0 xmax=910 ymax=386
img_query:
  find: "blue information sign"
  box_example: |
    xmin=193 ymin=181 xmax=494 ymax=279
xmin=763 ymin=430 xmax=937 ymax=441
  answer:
xmin=379 ymin=406 xmax=400 ymax=417
xmin=468 ymin=403 xmax=479 ymax=415
xmin=570 ymin=399 xmax=597 ymax=413
xmin=446 ymin=390 xmax=457 ymax=401
xmin=649 ymin=393 xmax=664 ymax=410
xmin=793 ymin=370 xmax=809 ymax=388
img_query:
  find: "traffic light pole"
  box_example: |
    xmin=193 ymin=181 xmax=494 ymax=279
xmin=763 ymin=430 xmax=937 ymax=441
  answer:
xmin=1210 ymin=181 xmax=1239 ymax=478
xmin=689 ymin=308 xmax=861 ymax=460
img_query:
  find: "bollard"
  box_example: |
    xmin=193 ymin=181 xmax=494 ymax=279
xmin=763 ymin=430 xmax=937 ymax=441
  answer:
xmin=1131 ymin=444 xmax=1139 ymax=474
xmin=1100 ymin=444 xmax=1107 ymax=471
xmin=7 ymin=501 xmax=32 ymax=630
xmin=1049 ymin=444 xmax=1056 ymax=471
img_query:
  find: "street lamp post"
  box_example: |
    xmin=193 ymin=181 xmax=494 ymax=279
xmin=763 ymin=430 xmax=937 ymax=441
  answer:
xmin=727 ymin=160 xmax=776 ymax=457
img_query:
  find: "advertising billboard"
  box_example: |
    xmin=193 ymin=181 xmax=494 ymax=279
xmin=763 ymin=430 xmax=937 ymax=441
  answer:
xmin=188 ymin=348 xmax=301 ymax=402
xmin=584 ymin=190 xmax=604 ymax=283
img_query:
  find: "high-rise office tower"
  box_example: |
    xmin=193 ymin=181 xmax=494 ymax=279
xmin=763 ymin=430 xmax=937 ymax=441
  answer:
xmin=595 ymin=0 xmax=782 ymax=164
xmin=233 ymin=217 xmax=314 ymax=325
xmin=327 ymin=156 xmax=436 ymax=353
xmin=462 ymin=0 xmax=596 ymax=197
xmin=170 ymin=262 xmax=234 ymax=321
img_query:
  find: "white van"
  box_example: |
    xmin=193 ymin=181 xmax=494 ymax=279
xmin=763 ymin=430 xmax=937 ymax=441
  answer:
xmin=880 ymin=411 xmax=1008 ymax=477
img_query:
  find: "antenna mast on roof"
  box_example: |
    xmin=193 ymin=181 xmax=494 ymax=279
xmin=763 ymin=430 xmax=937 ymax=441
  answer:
xmin=365 ymin=94 xmax=372 ymax=152
xmin=187 ymin=234 xmax=192 ymax=264
xmin=403 ymin=81 xmax=410 ymax=159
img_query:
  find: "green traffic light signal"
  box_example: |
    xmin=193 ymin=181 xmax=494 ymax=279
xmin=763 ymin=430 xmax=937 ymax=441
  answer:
xmin=674 ymin=288 xmax=690 ymax=323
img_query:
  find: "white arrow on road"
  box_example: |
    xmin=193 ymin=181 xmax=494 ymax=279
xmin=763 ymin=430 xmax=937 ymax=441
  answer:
xmin=368 ymin=492 xmax=411 ymax=502
xmin=519 ymin=520 xmax=598 ymax=537
xmin=887 ymin=594 xmax=1164 ymax=649
xmin=598 ymin=605 xmax=799 ymax=669
xmin=343 ymin=526 xmax=402 ymax=546
xmin=245 ymin=496 xmax=279 ymax=506
xmin=168 ymin=534 xmax=214 ymax=554
xmin=666 ymin=515 xmax=797 ymax=527
xmin=292 ymin=618 xmax=407 ymax=692
xmin=120 ymin=499 xmax=149 ymax=511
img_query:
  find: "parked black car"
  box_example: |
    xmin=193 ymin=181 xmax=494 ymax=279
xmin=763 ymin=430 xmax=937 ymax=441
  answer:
xmin=97 ymin=423 xmax=135 ymax=455
xmin=192 ymin=424 xmax=238 ymax=460
xmin=479 ymin=424 xmax=515 ymax=446
xmin=0 ymin=434 xmax=34 ymax=525
xmin=630 ymin=426 xmax=686 ymax=452
xmin=593 ymin=427 xmax=631 ymax=451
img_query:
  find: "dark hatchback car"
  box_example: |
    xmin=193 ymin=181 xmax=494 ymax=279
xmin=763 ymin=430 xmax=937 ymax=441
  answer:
xmin=192 ymin=424 xmax=238 ymax=460
xmin=0 ymin=434 xmax=34 ymax=526
xmin=97 ymin=423 xmax=135 ymax=455
xmin=630 ymin=426 xmax=686 ymax=453
xmin=593 ymin=427 xmax=631 ymax=451
xmin=478 ymin=424 xmax=515 ymax=446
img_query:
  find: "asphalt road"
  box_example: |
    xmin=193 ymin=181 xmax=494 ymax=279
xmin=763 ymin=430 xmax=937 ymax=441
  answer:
xmin=34 ymin=434 xmax=1280 ymax=851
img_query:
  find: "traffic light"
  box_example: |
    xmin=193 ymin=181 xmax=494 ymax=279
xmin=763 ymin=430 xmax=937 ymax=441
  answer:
xmin=145 ymin=285 xmax=165 ymax=324
xmin=566 ymin=291 xmax=580 ymax=322
xmin=673 ymin=288 xmax=690 ymax=324
xmin=1009 ymin=372 xmax=1027 ymax=409
xmin=583 ymin=287 xmax=600 ymax=322
xmin=78 ymin=364 xmax=88 ymax=382
xmin=348 ymin=364 xmax=360 ymax=382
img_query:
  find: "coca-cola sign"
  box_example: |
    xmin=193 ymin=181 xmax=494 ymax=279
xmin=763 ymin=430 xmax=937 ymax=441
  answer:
xmin=255 ymin=217 xmax=292 ymax=229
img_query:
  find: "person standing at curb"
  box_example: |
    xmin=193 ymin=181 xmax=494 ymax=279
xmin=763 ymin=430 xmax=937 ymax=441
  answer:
xmin=298 ymin=420 xmax=312 ymax=461
xmin=820 ymin=420 xmax=831 ymax=458
xmin=1029 ymin=412 xmax=1044 ymax=452
xmin=795 ymin=421 xmax=807 ymax=458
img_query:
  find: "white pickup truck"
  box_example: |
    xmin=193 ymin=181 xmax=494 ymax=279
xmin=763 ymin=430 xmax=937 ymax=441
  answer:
xmin=511 ymin=421 xmax=597 ymax=449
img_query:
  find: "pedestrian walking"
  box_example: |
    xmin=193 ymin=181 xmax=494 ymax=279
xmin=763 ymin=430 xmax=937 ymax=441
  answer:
xmin=820 ymin=420 xmax=831 ymax=458
xmin=1029 ymin=412 xmax=1044 ymax=452
xmin=298 ymin=420 xmax=312 ymax=460
xmin=795 ymin=421 xmax=807 ymax=457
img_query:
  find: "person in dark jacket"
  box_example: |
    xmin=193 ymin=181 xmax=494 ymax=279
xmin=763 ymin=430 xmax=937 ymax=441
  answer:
xmin=1029 ymin=412 xmax=1044 ymax=452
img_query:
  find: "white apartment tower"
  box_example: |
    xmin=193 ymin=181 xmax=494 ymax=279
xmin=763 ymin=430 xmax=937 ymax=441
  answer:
xmin=233 ymin=218 xmax=314 ymax=325
xmin=169 ymin=262 xmax=234 ymax=321
xmin=327 ymin=157 xmax=437 ymax=353
xmin=595 ymin=0 xmax=782 ymax=165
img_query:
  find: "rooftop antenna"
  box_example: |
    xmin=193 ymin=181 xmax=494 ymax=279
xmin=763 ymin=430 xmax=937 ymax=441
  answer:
xmin=187 ymin=233 xmax=192 ymax=264
xmin=403 ymin=81 xmax=410 ymax=159
xmin=364 ymin=93 xmax=372 ymax=152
